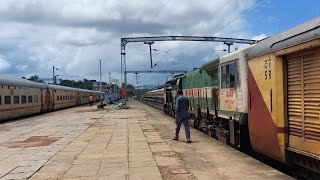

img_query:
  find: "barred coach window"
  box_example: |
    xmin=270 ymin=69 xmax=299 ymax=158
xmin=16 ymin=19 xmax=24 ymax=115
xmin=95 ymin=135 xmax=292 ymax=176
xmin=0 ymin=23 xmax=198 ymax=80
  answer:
xmin=21 ymin=95 xmax=27 ymax=104
xmin=28 ymin=96 xmax=33 ymax=103
xmin=14 ymin=96 xmax=19 ymax=104
xmin=5 ymin=96 xmax=11 ymax=104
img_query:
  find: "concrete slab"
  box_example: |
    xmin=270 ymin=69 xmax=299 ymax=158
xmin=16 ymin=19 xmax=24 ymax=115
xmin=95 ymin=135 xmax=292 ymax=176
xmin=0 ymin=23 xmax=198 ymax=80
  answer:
xmin=0 ymin=101 xmax=294 ymax=180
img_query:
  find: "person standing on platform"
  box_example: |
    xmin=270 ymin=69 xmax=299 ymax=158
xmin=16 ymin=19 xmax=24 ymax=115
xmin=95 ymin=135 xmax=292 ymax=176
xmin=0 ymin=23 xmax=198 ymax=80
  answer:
xmin=89 ymin=95 xmax=93 ymax=107
xmin=172 ymin=89 xmax=191 ymax=143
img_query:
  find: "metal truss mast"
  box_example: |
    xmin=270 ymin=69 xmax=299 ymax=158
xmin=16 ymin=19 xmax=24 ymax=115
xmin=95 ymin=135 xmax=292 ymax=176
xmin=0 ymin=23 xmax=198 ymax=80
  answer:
xmin=120 ymin=35 xmax=258 ymax=107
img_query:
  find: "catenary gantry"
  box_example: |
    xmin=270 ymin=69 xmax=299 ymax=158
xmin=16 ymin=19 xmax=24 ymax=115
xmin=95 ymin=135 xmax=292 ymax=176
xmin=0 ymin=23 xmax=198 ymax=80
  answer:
xmin=120 ymin=35 xmax=258 ymax=107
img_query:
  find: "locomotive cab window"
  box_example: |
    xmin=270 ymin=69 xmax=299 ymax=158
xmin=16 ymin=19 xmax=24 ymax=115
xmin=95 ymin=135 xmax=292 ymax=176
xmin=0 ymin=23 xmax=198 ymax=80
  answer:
xmin=14 ymin=96 xmax=20 ymax=104
xmin=221 ymin=62 xmax=239 ymax=89
xmin=21 ymin=95 xmax=27 ymax=104
xmin=5 ymin=96 xmax=11 ymax=104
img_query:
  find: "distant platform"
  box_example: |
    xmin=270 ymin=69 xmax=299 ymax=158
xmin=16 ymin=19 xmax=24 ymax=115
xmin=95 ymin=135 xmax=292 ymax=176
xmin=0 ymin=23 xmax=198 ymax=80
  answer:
xmin=0 ymin=100 xmax=293 ymax=180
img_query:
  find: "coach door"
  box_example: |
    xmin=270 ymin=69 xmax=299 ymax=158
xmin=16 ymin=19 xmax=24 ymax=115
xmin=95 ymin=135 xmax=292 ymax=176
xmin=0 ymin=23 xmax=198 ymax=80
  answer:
xmin=286 ymin=48 xmax=320 ymax=156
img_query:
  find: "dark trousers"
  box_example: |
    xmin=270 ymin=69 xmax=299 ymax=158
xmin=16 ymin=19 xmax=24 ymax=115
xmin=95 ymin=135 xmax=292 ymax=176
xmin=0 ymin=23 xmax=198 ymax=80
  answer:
xmin=90 ymin=101 xmax=93 ymax=106
xmin=175 ymin=117 xmax=190 ymax=140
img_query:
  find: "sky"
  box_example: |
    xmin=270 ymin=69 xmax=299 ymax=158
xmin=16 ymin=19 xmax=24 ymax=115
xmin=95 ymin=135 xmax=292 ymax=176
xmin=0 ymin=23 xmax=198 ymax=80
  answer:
xmin=0 ymin=0 xmax=319 ymax=87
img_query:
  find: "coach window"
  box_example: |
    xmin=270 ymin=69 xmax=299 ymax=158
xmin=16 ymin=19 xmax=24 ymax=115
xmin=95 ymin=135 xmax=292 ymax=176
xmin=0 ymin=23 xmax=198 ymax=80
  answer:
xmin=21 ymin=95 xmax=27 ymax=104
xmin=60 ymin=96 xmax=62 ymax=101
xmin=5 ymin=96 xmax=11 ymax=104
xmin=28 ymin=96 xmax=33 ymax=103
xmin=57 ymin=96 xmax=59 ymax=101
xmin=34 ymin=95 xmax=38 ymax=102
xmin=0 ymin=96 xmax=2 ymax=105
xmin=14 ymin=96 xmax=20 ymax=104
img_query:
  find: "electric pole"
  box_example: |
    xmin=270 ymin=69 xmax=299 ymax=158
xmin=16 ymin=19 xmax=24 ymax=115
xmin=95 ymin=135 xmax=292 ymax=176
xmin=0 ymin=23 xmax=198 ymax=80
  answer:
xmin=53 ymin=66 xmax=58 ymax=84
xmin=99 ymin=59 xmax=102 ymax=102
xmin=108 ymin=72 xmax=111 ymax=95
xmin=53 ymin=66 xmax=55 ymax=84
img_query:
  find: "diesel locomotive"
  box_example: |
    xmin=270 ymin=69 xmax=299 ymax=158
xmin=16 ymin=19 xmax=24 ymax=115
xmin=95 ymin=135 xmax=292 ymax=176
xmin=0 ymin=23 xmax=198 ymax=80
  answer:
xmin=142 ymin=17 xmax=320 ymax=173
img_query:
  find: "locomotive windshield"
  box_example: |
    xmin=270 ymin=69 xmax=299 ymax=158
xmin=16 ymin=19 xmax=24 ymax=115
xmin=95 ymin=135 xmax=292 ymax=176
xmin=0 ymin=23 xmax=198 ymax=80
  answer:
xmin=221 ymin=61 xmax=239 ymax=89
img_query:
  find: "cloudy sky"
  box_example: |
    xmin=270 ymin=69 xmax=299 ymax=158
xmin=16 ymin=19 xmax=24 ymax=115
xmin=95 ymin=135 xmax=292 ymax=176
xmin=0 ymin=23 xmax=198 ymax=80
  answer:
xmin=0 ymin=0 xmax=319 ymax=87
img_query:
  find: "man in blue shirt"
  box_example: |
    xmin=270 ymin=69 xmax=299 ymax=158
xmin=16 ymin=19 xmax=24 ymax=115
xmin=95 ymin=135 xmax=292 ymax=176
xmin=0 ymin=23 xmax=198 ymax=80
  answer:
xmin=173 ymin=89 xmax=191 ymax=143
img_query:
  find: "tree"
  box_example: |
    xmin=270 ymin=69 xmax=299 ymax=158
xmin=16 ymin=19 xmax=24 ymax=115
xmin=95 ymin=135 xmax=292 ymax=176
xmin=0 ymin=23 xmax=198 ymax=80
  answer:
xmin=126 ymin=84 xmax=135 ymax=90
xmin=82 ymin=79 xmax=94 ymax=90
xmin=28 ymin=75 xmax=44 ymax=83
xmin=58 ymin=78 xmax=94 ymax=90
xmin=126 ymin=84 xmax=136 ymax=97
xmin=60 ymin=79 xmax=74 ymax=87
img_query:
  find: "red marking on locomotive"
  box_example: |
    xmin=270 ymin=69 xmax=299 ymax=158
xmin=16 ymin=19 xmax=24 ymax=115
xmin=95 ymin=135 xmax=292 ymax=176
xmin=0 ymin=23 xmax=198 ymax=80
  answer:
xmin=248 ymin=68 xmax=282 ymax=161
xmin=226 ymin=91 xmax=233 ymax=98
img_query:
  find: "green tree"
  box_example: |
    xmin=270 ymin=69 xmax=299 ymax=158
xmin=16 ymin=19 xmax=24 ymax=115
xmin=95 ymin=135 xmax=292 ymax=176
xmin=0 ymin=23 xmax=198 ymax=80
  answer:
xmin=28 ymin=75 xmax=44 ymax=83
xmin=82 ymin=79 xmax=94 ymax=90
xmin=126 ymin=84 xmax=135 ymax=90
xmin=126 ymin=84 xmax=136 ymax=97
xmin=59 ymin=79 xmax=74 ymax=87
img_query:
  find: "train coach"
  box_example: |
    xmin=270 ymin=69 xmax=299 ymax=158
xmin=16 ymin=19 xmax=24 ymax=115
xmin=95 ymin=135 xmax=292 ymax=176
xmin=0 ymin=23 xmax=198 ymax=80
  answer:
xmin=143 ymin=16 xmax=320 ymax=173
xmin=142 ymin=88 xmax=165 ymax=109
xmin=0 ymin=76 xmax=101 ymax=121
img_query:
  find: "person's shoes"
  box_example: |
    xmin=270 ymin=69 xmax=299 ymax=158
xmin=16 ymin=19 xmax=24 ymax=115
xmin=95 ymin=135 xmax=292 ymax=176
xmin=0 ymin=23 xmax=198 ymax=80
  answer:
xmin=172 ymin=137 xmax=179 ymax=141
xmin=186 ymin=140 xmax=192 ymax=143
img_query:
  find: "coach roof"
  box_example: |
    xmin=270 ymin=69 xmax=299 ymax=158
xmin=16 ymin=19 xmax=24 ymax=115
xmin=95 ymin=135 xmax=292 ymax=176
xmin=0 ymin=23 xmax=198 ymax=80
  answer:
xmin=247 ymin=16 xmax=320 ymax=59
xmin=0 ymin=76 xmax=47 ymax=89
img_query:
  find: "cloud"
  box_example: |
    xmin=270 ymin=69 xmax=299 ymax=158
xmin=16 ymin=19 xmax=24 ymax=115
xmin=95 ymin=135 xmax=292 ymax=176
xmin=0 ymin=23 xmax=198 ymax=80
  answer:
xmin=16 ymin=64 xmax=28 ymax=71
xmin=0 ymin=0 xmax=268 ymax=85
xmin=0 ymin=56 xmax=11 ymax=72
xmin=252 ymin=33 xmax=268 ymax=40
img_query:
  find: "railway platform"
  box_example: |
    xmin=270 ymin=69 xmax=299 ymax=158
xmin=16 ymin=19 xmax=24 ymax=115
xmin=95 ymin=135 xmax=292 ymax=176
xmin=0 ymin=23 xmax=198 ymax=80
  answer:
xmin=0 ymin=100 xmax=293 ymax=180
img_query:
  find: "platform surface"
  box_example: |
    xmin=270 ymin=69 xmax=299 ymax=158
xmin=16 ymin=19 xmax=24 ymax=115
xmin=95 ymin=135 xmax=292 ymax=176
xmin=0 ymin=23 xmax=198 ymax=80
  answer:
xmin=0 ymin=100 xmax=293 ymax=180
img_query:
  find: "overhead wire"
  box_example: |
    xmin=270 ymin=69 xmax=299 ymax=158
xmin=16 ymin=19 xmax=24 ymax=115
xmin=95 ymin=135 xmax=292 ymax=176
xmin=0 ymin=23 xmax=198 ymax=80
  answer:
xmin=151 ymin=0 xmax=234 ymax=67
xmin=0 ymin=56 xmax=52 ymax=74
xmin=166 ymin=0 xmax=263 ymax=68
xmin=0 ymin=56 xmax=88 ymax=82
xmin=126 ymin=0 xmax=172 ymax=83
xmin=213 ymin=0 xmax=263 ymax=36
xmin=151 ymin=0 xmax=171 ymax=22
xmin=126 ymin=0 xmax=171 ymax=49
